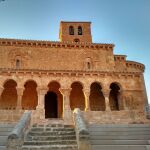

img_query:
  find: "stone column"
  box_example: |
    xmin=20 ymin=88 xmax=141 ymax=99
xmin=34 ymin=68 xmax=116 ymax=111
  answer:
xmin=84 ymin=89 xmax=91 ymax=111
xmin=0 ymin=87 xmax=4 ymax=100
xmin=120 ymin=90 xmax=128 ymax=110
xmin=32 ymin=88 xmax=48 ymax=122
xmin=0 ymin=87 xmax=4 ymax=109
xmin=37 ymin=88 xmax=48 ymax=109
xmin=60 ymin=88 xmax=72 ymax=123
xmin=102 ymin=89 xmax=111 ymax=111
xmin=16 ymin=88 xmax=24 ymax=109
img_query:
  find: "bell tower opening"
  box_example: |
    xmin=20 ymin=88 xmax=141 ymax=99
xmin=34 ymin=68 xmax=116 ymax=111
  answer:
xmin=59 ymin=21 xmax=92 ymax=43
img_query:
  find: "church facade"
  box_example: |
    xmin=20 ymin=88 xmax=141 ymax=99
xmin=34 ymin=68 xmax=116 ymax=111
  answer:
xmin=0 ymin=22 xmax=148 ymax=124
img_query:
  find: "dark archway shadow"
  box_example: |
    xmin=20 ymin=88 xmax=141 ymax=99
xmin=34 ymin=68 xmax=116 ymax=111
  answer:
xmin=45 ymin=91 xmax=58 ymax=118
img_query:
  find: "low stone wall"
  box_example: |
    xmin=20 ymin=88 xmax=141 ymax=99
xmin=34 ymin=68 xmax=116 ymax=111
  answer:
xmin=83 ymin=110 xmax=150 ymax=124
xmin=73 ymin=108 xmax=91 ymax=150
xmin=0 ymin=110 xmax=25 ymax=123
xmin=7 ymin=111 xmax=32 ymax=150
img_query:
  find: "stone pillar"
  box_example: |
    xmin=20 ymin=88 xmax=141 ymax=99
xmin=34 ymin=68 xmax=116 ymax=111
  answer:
xmin=32 ymin=88 xmax=48 ymax=122
xmin=0 ymin=87 xmax=4 ymax=100
xmin=120 ymin=90 xmax=128 ymax=110
xmin=102 ymin=89 xmax=111 ymax=111
xmin=60 ymin=88 xmax=72 ymax=123
xmin=16 ymin=88 xmax=24 ymax=109
xmin=0 ymin=87 xmax=4 ymax=109
xmin=37 ymin=88 xmax=48 ymax=109
xmin=84 ymin=89 xmax=91 ymax=111
xmin=118 ymin=89 xmax=124 ymax=110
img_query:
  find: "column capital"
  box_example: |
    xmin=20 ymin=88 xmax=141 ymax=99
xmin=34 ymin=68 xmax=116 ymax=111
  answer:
xmin=37 ymin=87 xmax=48 ymax=95
xmin=16 ymin=87 xmax=24 ymax=96
xmin=59 ymin=88 xmax=72 ymax=96
xmin=102 ymin=89 xmax=110 ymax=97
xmin=119 ymin=89 xmax=124 ymax=94
xmin=83 ymin=88 xmax=90 ymax=94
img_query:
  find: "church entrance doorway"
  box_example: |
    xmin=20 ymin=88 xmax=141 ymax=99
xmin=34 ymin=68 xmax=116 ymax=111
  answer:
xmin=45 ymin=92 xmax=58 ymax=118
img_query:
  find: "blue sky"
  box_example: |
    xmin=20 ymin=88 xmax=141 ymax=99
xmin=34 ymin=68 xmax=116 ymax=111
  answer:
xmin=0 ymin=0 xmax=150 ymax=101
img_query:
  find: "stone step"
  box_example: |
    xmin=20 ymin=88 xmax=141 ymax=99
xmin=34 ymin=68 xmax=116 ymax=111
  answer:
xmin=22 ymin=124 xmax=77 ymax=150
xmin=22 ymin=145 xmax=78 ymax=150
xmin=0 ymin=128 xmax=14 ymax=132
xmin=90 ymin=131 xmax=150 ymax=136
xmin=89 ymin=127 xmax=150 ymax=132
xmin=0 ymin=136 xmax=7 ymax=144
xmin=89 ymin=124 xmax=150 ymax=128
xmin=28 ymin=130 xmax=75 ymax=136
xmin=0 ymin=146 xmax=6 ymax=150
xmin=90 ymin=139 xmax=149 ymax=145
xmin=32 ymin=124 xmax=73 ymax=128
xmin=26 ymin=135 xmax=76 ymax=141
xmin=0 ymin=123 xmax=15 ymax=128
xmin=24 ymin=140 xmax=77 ymax=145
xmin=0 ymin=132 xmax=11 ymax=136
xmin=90 ymin=134 xmax=150 ymax=140
xmin=30 ymin=127 xmax=75 ymax=132
xmin=91 ymin=145 xmax=149 ymax=150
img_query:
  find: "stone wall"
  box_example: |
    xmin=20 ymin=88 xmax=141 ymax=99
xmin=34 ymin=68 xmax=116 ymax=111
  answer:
xmin=0 ymin=110 xmax=24 ymax=122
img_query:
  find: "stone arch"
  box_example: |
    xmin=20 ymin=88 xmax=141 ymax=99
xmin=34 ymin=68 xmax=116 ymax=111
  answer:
xmin=110 ymin=81 xmax=122 ymax=91
xmin=2 ymin=78 xmax=18 ymax=87
xmin=46 ymin=81 xmax=63 ymax=118
xmin=0 ymin=79 xmax=18 ymax=109
xmin=109 ymin=82 xmax=122 ymax=111
xmin=48 ymin=81 xmax=61 ymax=91
xmin=89 ymin=82 xmax=105 ymax=111
xmin=70 ymin=80 xmax=85 ymax=89
xmin=22 ymin=80 xmax=38 ymax=110
xmin=70 ymin=81 xmax=85 ymax=111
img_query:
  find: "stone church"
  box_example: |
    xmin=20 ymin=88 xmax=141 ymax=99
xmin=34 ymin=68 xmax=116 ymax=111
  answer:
xmin=0 ymin=21 xmax=150 ymax=150
xmin=0 ymin=21 xmax=148 ymax=124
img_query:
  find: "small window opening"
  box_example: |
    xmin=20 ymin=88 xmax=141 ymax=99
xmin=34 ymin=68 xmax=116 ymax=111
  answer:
xmin=69 ymin=26 xmax=74 ymax=35
xmin=78 ymin=26 xmax=82 ymax=35
xmin=16 ymin=59 xmax=20 ymax=69
xmin=87 ymin=62 xmax=91 ymax=69
xmin=74 ymin=38 xmax=80 ymax=43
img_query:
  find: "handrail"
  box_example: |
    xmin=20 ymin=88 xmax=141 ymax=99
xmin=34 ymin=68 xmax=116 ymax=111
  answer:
xmin=7 ymin=110 xmax=32 ymax=150
xmin=73 ymin=108 xmax=91 ymax=150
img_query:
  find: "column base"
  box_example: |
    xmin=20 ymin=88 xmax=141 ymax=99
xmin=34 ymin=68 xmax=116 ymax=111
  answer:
xmin=63 ymin=109 xmax=73 ymax=124
xmin=85 ymin=108 xmax=91 ymax=111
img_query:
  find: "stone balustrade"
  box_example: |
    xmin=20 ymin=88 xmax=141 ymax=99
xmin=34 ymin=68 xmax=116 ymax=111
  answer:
xmin=73 ymin=108 xmax=91 ymax=150
xmin=7 ymin=110 xmax=32 ymax=150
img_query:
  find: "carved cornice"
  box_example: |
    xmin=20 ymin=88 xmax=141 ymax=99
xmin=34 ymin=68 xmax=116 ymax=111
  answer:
xmin=0 ymin=38 xmax=114 ymax=50
xmin=0 ymin=68 xmax=142 ymax=78
xmin=114 ymin=55 xmax=127 ymax=61
xmin=126 ymin=61 xmax=145 ymax=72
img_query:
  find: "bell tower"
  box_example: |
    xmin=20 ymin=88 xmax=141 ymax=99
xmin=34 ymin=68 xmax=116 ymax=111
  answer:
xmin=59 ymin=21 xmax=92 ymax=43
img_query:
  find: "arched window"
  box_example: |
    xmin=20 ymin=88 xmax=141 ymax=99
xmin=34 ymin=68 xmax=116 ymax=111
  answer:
xmin=16 ymin=59 xmax=20 ymax=69
xmin=85 ymin=57 xmax=92 ymax=70
xmin=87 ymin=62 xmax=91 ymax=69
xmin=69 ymin=26 xmax=74 ymax=35
xmin=78 ymin=26 xmax=82 ymax=35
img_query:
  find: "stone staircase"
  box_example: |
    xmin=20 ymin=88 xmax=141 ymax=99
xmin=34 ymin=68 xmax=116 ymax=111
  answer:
xmin=89 ymin=124 xmax=150 ymax=150
xmin=22 ymin=124 xmax=78 ymax=150
xmin=0 ymin=123 xmax=15 ymax=150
